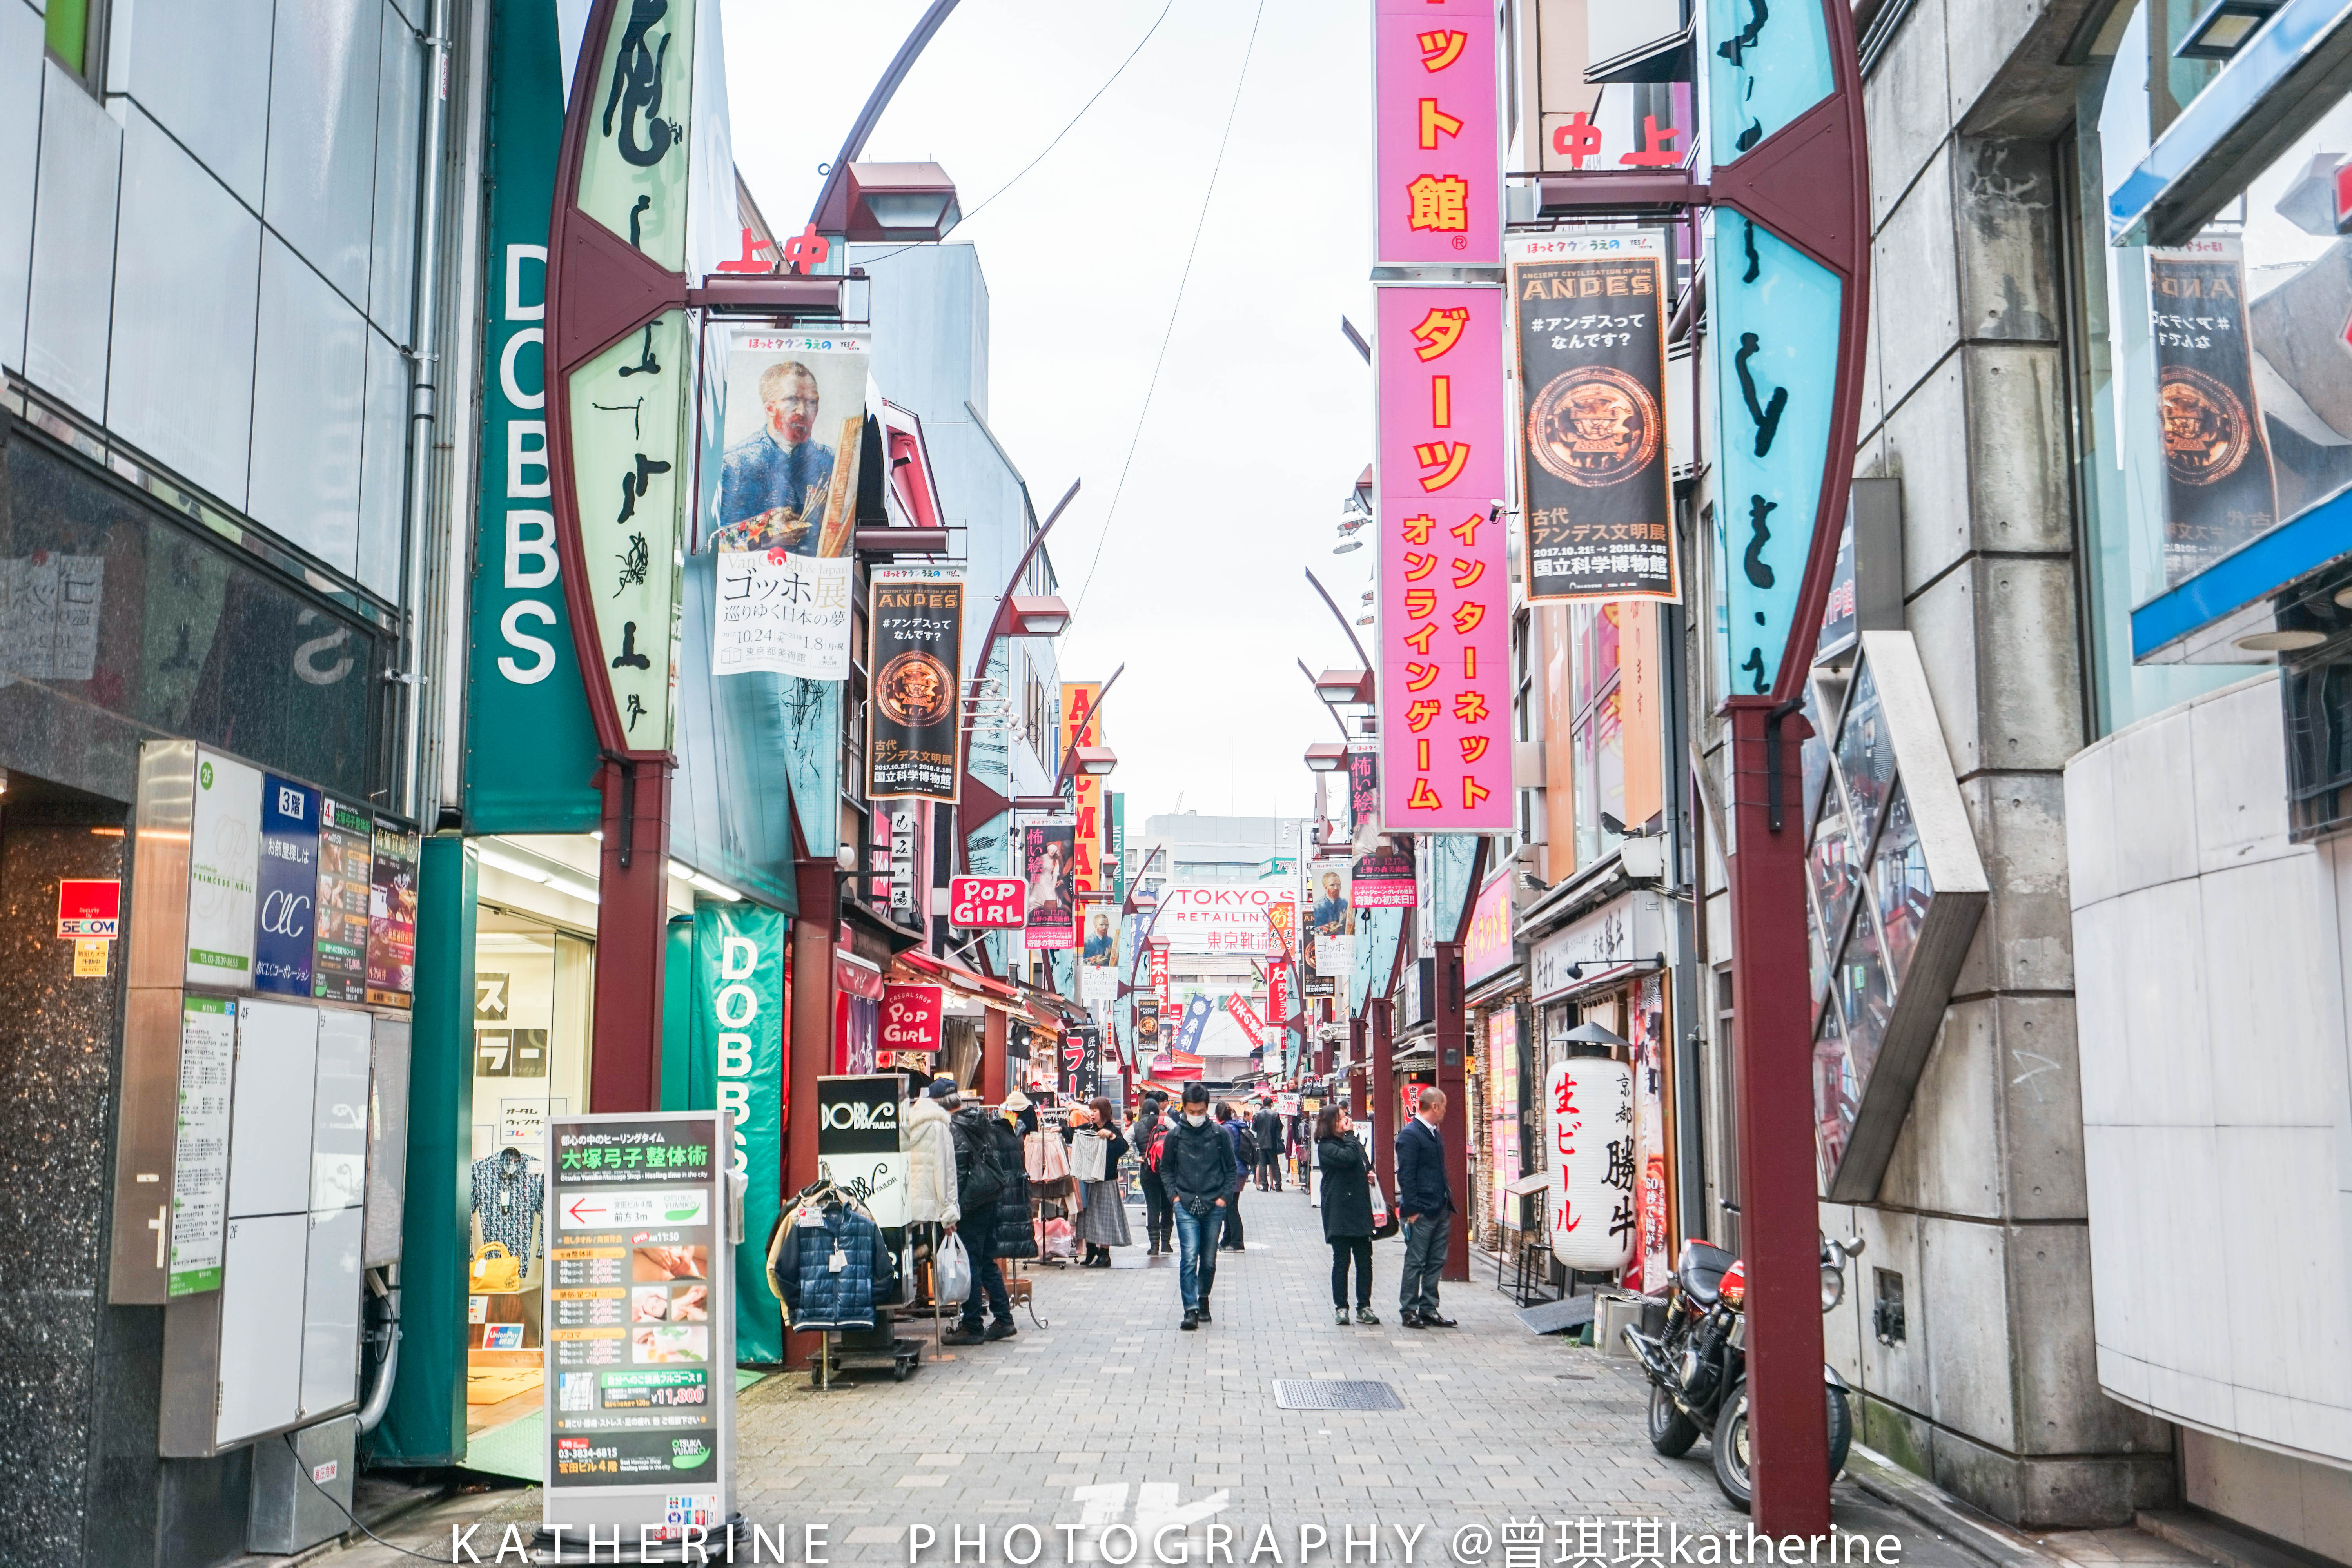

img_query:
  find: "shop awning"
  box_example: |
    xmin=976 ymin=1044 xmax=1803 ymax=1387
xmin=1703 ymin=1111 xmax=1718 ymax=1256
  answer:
xmin=1465 ymin=962 xmax=1525 ymax=1010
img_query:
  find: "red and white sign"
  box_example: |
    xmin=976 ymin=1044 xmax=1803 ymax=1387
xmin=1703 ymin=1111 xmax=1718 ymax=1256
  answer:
xmin=1548 ymin=1058 xmax=1635 ymax=1274
xmin=1223 ymin=995 xmax=1265 ymax=1049
xmin=1266 ymin=959 xmax=1290 ymax=1034
xmin=881 ymin=984 xmax=943 ymax=1055
xmin=948 ymin=876 xmax=1025 ymax=929
xmin=1148 ymin=942 xmax=1171 ymax=1004
xmin=56 ymin=878 xmax=120 ymax=939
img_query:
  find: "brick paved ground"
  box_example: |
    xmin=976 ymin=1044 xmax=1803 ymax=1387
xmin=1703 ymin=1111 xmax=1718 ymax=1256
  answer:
xmin=310 ymin=1189 xmax=2214 ymax=1566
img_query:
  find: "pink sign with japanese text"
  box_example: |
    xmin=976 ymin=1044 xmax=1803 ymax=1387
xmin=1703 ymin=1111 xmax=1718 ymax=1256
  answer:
xmin=1373 ymin=0 xmax=1499 ymax=268
xmin=1376 ymin=284 xmax=1511 ymax=830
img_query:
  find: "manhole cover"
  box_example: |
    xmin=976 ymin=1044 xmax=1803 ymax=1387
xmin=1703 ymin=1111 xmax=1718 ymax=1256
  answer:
xmin=1271 ymin=1379 xmax=1403 ymax=1411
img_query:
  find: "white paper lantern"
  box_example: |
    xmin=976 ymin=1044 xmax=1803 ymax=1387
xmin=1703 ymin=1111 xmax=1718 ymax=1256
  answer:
xmin=1548 ymin=1058 xmax=1636 ymax=1273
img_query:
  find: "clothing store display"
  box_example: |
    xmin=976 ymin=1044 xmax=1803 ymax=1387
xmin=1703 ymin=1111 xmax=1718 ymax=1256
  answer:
xmin=470 ymin=1243 xmax=522 ymax=1293
xmin=469 ymin=1148 xmax=543 ymax=1262
xmin=766 ymin=1183 xmax=896 ymax=1332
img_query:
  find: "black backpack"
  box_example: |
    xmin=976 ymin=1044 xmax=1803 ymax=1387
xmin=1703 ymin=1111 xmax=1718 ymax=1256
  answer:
xmin=1233 ymin=1123 xmax=1259 ymax=1166
xmin=955 ymin=1116 xmax=1007 ymax=1209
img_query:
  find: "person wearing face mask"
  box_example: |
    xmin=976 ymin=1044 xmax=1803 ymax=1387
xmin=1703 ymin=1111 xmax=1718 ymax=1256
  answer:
xmin=1160 ymin=1083 xmax=1236 ymax=1330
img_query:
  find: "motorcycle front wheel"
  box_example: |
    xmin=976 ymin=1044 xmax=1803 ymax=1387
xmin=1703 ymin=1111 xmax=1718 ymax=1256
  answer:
xmin=1709 ymin=1377 xmax=1855 ymax=1511
xmin=1647 ymin=1383 xmax=1701 ymax=1457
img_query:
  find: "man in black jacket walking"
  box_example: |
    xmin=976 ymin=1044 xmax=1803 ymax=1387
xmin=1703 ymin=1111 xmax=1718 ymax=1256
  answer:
xmin=1160 ymin=1083 xmax=1236 ymax=1330
xmin=1394 ymin=1086 xmax=1458 ymax=1328
xmin=1250 ymin=1098 xmax=1286 ymax=1191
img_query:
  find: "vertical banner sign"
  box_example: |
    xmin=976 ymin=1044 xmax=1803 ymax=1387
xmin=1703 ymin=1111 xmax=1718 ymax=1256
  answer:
xmin=462 ymin=0 xmax=602 ymax=833
xmin=1375 ymin=286 xmax=1511 ymax=829
xmin=866 ymin=568 xmax=965 ymax=801
xmin=1707 ymin=206 xmax=1844 ymax=697
xmin=186 ymin=749 xmax=262 ymax=988
xmin=1351 ymin=848 xmax=1414 ymax=907
xmin=544 ymin=1112 xmax=732 ymax=1541
xmin=366 ymin=827 xmax=419 ymax=1008
xmin=1347 ymin=743 xmax=1378 ymax=829
xmin=169 ymin=996 xmax=237 ymax=1296
xmin=815 ymin=1075 xmax=908 ymax=1230
xmin=1062 ymin=682 xmax=1105 ymax=898
xmin=1373 ymin=0 xmax=1500 ymax=269
xmin=1109 ymin=793 xmax=1126 ymax=903
xmin=1511 ymin=233 xmax=1676 ymax=602
xmin=2149 ymin=242 xmax=2277 ymax=586
xmin=1021 ymin=819 xmax=1077 ymax=951
xmin=552 ymin=0 xmax=701 ymax=757
xmin=312 ymin=797 xmax=373 ymax=1003
xmin=695 ymin=900 xmax=786 ymax=1365
xmin=711 ymin=330 xmax=872 ymax=679
xmin=253 ymin=775 xmax=319 ymax=997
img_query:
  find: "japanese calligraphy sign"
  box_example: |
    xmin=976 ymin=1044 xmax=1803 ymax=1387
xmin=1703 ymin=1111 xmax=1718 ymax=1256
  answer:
xmin=1062 ymin=682 xmax=1107 ymax=896
xmin=711 ymin=331 xmax=869 ymax=681
xmin=866 ymin=567 xmax=964 ymax=802
xmin=1375 ymin=285 xmax=1511 ymax=830
xmin=1346 ymin=741 xmax=1378 ymax=828
xmin=1148 ymin=942 xmax=1171 ymax=1004
xmin=2149 ymin=242 xmax=2277 ymax=586
xmin=1706 ymin=209 xmax=1844 ymax=697
xmin=1706 ymin=0 xmax=1834 ymax=165
xmin=1511 ymin=233 xmax=1676 ymax=603
xmin=1373 ymin=0 xmax=1499 ymax=268
xmin=1020 ymin=818 xmax=1077 ymax=952
xmin=1548 ymin=1056 xmax=1636 ymax=1273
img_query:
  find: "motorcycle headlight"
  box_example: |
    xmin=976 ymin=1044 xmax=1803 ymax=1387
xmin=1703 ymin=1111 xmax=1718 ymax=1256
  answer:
xmin=1820 ymin=1263 xmax=1846 ymax=1311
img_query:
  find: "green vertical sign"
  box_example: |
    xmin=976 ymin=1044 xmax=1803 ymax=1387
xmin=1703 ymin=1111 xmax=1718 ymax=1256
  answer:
xmin=695 ymin=899 xmax=786 ymax=1363
xmin=461 ymin=0 xmax=601 ymax=832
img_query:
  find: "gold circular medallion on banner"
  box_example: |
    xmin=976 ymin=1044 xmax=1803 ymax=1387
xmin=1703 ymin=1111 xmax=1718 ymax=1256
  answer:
xmin=2158 ymin=366 xmax=2254 ymax=486
xmin=877 ymin=650 xmax=955 ymax=726
xmin=1528 ymin=366 xmax=1660 ymax=487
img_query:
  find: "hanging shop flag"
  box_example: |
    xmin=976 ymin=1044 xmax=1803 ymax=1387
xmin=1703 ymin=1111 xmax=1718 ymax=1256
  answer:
xmin=1351 ymin=848 xmax=1415 ymax=909
xmin=1170 ymin=996 xmax=1216 ymax=1056
xmin=2149 ymin=243 xmax=2277 ymax=587
xmin=312 ymin=797 xmax=374 ymax=1004
xmin=1511 ymin=233 xmax=1675 ymax=603
xmin=1062 ymin=682 xmax=1106 ymax=898
xmin=865 ymin=566 xmax=964 ymax=801
xmin=253 ymin=775 xmax=320 ymax=997
xmin=1148 ymin=942 xmax=1171 ymax=1004
xmin=710 ymin=330 xmax=871 ymax=681
xmin=1630 ymin=974 xmax=1671 ymax=1296
xmin=1080 ymin=901 xmax=1119 ymax=1001
xmin=1347 ymin=743 xmax=1378 ymax=829
xmin=1108 ymin=792 xmax=1127 ymax=903
xmin=1375 ymin=284 xmax=1511 ymax=830
xmin=1020 ymin=818 xmax=1077 ymax=951
xmin=695 ymin=899 xmax=788 ymax=1364
xmin=1548 ymin=1056 xmax=1635 ymax=1273
xmin=1373 ymin=0 xmax=1499 ymax=270
xmin=1136 ymin=996 xmax=1161 ymax=1045
xmin=365 ymin=826 xmax=419 ymax=1008
xmin=1223 ymin=995 xmax=1266 ymax=1049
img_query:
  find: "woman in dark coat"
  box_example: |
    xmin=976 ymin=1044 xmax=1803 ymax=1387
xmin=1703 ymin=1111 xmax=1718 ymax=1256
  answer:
xmin=1315 ymin=1105 xmax=1379 ymax=1326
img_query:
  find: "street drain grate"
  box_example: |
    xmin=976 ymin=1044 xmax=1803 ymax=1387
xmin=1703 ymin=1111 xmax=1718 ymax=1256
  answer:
xmin=1271 ymin=1379 xmax=1403 ymax=1411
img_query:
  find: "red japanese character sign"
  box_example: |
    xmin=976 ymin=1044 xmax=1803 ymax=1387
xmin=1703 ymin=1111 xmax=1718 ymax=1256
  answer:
xmin=1374 ymin=0 xmax=1497 ymax=267
xmin=1548 ymin=1057 xmax=1636 ymax=1274
xmin=1377 ymin=285 xmax=1510 ymax=830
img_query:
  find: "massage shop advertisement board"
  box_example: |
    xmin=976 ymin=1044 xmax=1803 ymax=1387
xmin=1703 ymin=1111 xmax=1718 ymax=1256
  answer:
xmin=543 ymin=1111 xmax=737 ymax=1543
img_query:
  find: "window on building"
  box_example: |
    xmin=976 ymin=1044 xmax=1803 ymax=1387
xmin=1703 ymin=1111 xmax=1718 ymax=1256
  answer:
xmin=1568 ymin=603 xmax=1627 ymax=867
xmin=45 ymin=0 xmax=107 ymax=89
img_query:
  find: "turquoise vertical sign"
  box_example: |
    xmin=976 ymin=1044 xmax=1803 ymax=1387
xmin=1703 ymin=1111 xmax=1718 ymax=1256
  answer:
xmin=694 ymin=899 xmax=788 ymax=1363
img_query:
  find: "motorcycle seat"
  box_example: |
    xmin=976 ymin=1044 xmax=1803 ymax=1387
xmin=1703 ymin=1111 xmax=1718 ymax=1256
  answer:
xmin=1676 ymin=1240 xmax=1735 ymax=1306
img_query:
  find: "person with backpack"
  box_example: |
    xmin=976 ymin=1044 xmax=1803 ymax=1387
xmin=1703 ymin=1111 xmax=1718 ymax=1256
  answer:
xmin=1161 ymin=1083 xmax=1237 ymax=1330
xmin=1216 ymin=1101 xmax=1255 ymax=1251
xmin=941 ymin=1081 xmax=1016 ymax=1345
xmin=1134 ymin=1092 xmax=1174 ymax=1254
xmin=1250 ymin=1097 xmax=1287 ymax=1192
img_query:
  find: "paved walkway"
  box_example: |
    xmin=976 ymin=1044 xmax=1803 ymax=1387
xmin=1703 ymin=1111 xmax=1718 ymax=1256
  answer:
xmin=310 ymin=1188 xmax=2214 ymax=1567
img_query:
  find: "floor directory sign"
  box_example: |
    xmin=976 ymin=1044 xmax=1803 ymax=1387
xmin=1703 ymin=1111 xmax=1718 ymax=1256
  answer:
xmin=544 ymin=1112 xmax=735 ymax=1544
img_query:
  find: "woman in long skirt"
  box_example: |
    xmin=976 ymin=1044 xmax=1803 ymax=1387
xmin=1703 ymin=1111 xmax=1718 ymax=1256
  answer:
xmin=1067 ymin=1096 xmax=1132 ymax=1266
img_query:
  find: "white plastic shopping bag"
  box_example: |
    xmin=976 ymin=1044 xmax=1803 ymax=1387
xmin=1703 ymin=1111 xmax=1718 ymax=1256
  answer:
xmin=934 ymin=1229 xmax=973 ymax=1304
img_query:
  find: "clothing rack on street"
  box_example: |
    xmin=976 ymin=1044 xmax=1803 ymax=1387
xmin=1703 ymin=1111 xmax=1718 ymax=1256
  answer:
xmin=777 ymin=1177 xmax=921 ymax=1389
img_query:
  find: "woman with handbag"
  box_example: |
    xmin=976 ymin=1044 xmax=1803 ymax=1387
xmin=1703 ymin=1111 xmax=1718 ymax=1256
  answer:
xmin=1065 ymin=1097 xmax=1131 ymax=1266
xmin=1315 ymin=1104 xmax=1380 ymax=1326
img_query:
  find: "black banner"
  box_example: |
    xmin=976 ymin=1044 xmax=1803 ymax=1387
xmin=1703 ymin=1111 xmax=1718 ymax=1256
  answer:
xmin=1512 ymin=245 xmax=1675 ymax=602
xmin=866 ymin=570 xmax=964 ymax=802
xmin=2150 ymin=245 xmax=2277 ymax=586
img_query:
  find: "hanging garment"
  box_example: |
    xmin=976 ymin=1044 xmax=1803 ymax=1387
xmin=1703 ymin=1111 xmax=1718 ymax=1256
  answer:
xmin=768 ymin=1198 xmax=895 ymax=1330
xmin=470 ymin=1148 xmax=543 ymax=1261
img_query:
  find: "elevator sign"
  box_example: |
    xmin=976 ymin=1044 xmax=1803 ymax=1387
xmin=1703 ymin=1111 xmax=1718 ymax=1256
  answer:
xmin=57 ymin=879 xmax=120 ymax=938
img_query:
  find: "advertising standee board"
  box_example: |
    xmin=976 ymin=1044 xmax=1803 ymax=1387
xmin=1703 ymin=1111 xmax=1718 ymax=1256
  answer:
xmin=544 ymin=1112 xmax=735 ymax=1543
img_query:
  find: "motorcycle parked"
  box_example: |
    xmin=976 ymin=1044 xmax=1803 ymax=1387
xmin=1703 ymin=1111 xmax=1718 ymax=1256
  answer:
xmin=1622 ymin=1233 xmax=1866 ymax=1510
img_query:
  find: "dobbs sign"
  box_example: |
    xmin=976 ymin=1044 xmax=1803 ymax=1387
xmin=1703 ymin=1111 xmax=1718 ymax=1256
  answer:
xmin=948 ymin=876 xmax=1024 ymax=929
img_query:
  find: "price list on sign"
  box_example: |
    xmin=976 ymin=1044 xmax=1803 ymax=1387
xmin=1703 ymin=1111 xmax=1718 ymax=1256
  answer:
xmin=542 ymin=1112 xmax=736 ymax=1537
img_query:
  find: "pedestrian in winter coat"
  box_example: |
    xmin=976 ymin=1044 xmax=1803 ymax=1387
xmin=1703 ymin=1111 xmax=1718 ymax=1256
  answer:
xmin=1216 ymin=1102 xmax=1253 ymax=1250
xmin=944 ymin=1086 xmax=1015 ymax=1344
xmin=1161 ymin=1083 xmax=1238 ymax=1330
xmin=1250 ymin=1099 xmax=1287 ymax=1191
xmin=1314 ymin=1105 xmax=1378 ymax=1326
xmin=1394 ymin=1086 xmax=1459 ymax=1329
xmin=988 ymin=1100 xmax=1036 ymax=1262
xmin=1066 ymin=1096 xmax=1131 ymax=1265
xmin=1134 ymin=1094 xmax=1174 ymax=1254
xmin=904 ymin=1082 xmax=960 ymax=1225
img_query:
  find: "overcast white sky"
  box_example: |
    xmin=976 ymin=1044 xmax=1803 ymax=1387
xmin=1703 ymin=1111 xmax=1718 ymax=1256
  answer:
xmin=722 ymin=0 xmax=1375 ymax=831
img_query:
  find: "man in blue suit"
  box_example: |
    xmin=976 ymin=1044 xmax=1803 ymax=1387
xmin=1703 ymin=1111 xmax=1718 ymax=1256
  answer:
xmin=1394 ymin=1086 xmax=1458 ymax=1328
